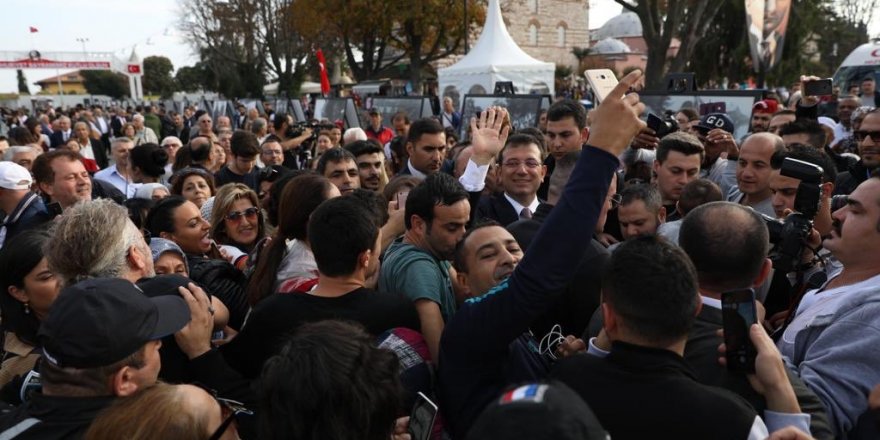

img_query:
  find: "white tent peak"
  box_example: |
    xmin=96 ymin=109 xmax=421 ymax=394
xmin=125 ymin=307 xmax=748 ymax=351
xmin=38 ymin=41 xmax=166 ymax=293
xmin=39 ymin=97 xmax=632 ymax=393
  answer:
xmin=442 ymin=0 xmax=552 ymax=73
xmin=438 ymin=0 xmax=555 ymax=99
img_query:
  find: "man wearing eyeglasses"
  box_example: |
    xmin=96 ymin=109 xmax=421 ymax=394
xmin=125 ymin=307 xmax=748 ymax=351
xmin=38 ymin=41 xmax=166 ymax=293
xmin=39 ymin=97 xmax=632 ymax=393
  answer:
xmin=834 ymin=109 xmax=880 ymax=196
xmin=473 ymin=134 xmax=548 ymax=227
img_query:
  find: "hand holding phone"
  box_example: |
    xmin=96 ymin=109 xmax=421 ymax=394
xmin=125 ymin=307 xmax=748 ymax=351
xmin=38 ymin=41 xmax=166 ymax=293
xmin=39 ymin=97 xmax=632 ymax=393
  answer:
xmin=722 ymin=289 xmax=758 ymax=373
xmin=407 ymin=392 xmax=438 ymax=440
xmin=584 ymin=69 xmax=619 ymax=104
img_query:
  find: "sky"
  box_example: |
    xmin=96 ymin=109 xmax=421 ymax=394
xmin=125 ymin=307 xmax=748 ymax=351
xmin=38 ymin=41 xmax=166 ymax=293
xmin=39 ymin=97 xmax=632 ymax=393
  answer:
xmin=0 ymin=0 xmax=876 ymax=94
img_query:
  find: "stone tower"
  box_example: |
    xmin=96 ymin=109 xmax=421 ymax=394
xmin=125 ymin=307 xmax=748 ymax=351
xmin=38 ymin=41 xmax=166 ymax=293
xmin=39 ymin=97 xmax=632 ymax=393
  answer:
xmin=501 ymin=0 xmax=590 ymax=68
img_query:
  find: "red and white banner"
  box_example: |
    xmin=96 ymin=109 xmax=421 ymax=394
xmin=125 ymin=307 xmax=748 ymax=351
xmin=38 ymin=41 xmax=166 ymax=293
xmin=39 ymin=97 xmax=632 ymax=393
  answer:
xmin=0 ymin=58 xmax=111 ymax=69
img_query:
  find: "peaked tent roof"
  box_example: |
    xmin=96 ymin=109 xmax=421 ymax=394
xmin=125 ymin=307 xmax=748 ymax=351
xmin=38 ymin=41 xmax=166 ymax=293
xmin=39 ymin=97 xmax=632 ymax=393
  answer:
xmin=439 ymin=0 xmax=554 ymax=75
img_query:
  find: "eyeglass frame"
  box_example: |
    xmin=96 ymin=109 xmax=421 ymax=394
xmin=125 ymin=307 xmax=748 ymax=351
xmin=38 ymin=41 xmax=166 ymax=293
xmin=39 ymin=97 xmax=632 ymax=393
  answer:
xmin=225 ymin=207 xmax=260 ymax=222
xmin=853 ymin=130 xmax=880 ymax=143
xmin=192 ymin=384 xmax=253 ymax=440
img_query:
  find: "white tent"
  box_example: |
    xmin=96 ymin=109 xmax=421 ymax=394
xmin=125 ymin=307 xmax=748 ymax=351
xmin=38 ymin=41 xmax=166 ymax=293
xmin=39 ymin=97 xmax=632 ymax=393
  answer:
xmin=438 ymin=0 xmax=555 ymax=104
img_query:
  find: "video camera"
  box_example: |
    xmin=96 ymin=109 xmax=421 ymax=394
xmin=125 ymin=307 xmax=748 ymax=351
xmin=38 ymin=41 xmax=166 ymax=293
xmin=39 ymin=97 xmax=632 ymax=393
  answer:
xmin=286 ymin=120 xmax=337 ymax=140
xmin=647 ymin=112 xmax=679 ymax=138
xmin=763 ymin=158 xmax=824 ymax=273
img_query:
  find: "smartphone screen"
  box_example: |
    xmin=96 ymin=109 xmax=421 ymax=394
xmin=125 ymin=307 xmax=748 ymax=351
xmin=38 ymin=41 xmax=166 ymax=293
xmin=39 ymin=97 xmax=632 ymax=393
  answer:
xmin=721 ymin=289 xmax=758 ymax=373
xmin=407 ymin=392 xmax=438 ymax=440
xmin=584 ymin=69 xmax=619 ymax=104
xmin=803 ymin=79 xmax=833 ymax=96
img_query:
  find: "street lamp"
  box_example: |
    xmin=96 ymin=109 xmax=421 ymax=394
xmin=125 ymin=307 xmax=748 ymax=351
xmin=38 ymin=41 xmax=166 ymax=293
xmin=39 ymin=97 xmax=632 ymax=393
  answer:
xmin=76 ymin=37 xmax=89 ymax=57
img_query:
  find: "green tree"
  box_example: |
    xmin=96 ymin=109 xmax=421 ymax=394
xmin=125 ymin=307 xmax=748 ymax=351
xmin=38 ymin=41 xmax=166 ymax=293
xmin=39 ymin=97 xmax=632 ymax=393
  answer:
xmin=614 ymin=0 xmax=726 ymax=89
xmin=175 ymin=63 xmax=210 ymax=92
xmin=292 ymin=0 xmax=485 ymax=93
xmin=143 ymin=56 xmax=176 ymax=98
xmin=81 ymin=71 xmax=129 ymax=99
xmin=16 ymin=70 xmax=30 ymax=95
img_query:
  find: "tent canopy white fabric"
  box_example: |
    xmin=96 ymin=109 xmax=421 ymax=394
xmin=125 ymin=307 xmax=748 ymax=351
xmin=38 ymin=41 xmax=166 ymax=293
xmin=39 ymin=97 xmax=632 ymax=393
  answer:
xmin=438 ymin=0 xmax=555 ymax=104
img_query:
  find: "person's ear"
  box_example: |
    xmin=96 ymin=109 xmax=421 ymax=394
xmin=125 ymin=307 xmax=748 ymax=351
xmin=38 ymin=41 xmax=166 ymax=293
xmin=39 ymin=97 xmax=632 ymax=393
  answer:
xmin=455 ymin=270 xmax=472 ymax=300
xmin=7 ymin=285 xmax=29 ymax=304
xmin=111 ymin=366 xmax=140 ymax=397
xmin=358 ymin=248 xmax=372 ymax=269
xmin=601 ymin=300 xmax=617 ymax=335
xmin=411 ymin=214 xmax=426 ymax=234
xmin=657 ymin=206 xmax=667 ymax=223
xmin=580 ymin=127 xmax=590 ymax=143
xmin=752 ymin=258 xmax=773 ymax=287
xmin=652 ymin=159 xmax=661 ymax=175
xmin=127 ymin=244 xmax=147 ymax=273
xmin=694 ymin=293 xmax=703 ymax=317
xmin=406 ymin=142 xmax=414 ymax=157
xmin=159 ymin=231 xmax=173 ymax=241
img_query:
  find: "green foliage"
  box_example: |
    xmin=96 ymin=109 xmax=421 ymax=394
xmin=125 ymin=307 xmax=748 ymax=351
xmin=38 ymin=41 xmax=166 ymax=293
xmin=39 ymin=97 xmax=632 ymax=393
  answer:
xmin=16 ymin=70 xmax=30 ymax=95
xmin=175 ymin=63 xmax=210 ymax=92
xmin=143 ymin=56 xmax=176 ymax=98
xmin=81 ymin=70 xmax=129 ymax=99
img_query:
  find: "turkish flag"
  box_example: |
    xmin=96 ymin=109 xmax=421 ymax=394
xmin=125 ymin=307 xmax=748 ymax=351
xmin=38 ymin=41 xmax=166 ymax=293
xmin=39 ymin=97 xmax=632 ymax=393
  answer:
xmin=316 ymin=49 xmax=330 ymax=96
xmin=29 ymin=26 xmax=38 ymax=33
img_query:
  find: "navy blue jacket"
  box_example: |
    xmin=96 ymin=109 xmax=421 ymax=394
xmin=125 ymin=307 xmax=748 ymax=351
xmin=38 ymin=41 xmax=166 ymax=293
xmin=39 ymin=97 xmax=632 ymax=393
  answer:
xmin=437 ymin=145 xmax=618 ymax=438
xmin=1 ymin=192 xmax=52 ymax=247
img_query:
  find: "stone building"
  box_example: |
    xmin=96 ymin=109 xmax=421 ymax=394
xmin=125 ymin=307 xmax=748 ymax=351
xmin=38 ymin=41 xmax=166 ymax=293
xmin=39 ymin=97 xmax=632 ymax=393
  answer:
xmin=501 ymin=0 xmax=590 ymax=69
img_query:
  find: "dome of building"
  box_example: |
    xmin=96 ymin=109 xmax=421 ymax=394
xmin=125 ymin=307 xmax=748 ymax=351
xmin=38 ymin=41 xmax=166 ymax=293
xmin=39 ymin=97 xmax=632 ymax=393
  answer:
xmin=590 ymin=37 xmax=632 ymax=54
xmin=595 ymin=12 xmax=642 ymax=40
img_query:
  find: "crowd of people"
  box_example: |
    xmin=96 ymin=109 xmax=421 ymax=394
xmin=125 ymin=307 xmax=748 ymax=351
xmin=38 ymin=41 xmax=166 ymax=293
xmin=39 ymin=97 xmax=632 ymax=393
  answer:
xmin=0 ymin=68 xmax=878 ymax=439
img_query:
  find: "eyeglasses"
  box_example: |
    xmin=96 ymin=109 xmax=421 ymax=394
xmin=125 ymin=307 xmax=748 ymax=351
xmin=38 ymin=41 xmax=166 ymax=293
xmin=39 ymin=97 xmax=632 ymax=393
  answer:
xmin=225 ymin=207 xmax=259 ymax=222
xmin=610 ymin=193 xmax=622 ymax=209
xmin=195 ymin=384 xmax=252 ymax=440
xmin=502 ymin=159 xmax=541 ymax=169
xmin=853 ymin=130 xmax=880 ymax=143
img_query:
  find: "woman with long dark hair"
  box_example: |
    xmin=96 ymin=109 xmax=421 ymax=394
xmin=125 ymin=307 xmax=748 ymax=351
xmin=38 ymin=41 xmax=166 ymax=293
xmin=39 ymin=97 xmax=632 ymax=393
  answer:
xmin=245 ymin=174 xmax=339 ymax=306
xmin=0 ymin=229 xmax=60 ymax=393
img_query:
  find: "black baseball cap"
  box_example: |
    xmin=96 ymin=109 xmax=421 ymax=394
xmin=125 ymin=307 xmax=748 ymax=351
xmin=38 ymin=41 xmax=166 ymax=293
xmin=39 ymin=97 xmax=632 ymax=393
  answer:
xmin=38 ymin=278 xmax=190 ymax=369
xmin=465 ymin=381 xmax=609 ymax=440
xmin=694 ymin=113 xmax=735 ymax=135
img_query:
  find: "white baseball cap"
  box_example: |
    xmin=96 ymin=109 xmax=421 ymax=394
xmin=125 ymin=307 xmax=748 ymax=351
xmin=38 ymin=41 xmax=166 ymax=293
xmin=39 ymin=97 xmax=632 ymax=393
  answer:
xmin=0 ymin=162 xmax=33 ymax=190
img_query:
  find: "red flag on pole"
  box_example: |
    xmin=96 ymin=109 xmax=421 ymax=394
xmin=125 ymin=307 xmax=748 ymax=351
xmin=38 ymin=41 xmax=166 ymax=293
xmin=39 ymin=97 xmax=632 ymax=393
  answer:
xmin=316 ymin=49 xmax=330 ymax=96
xmin=29 ymin=26 xmax=39 ymax=33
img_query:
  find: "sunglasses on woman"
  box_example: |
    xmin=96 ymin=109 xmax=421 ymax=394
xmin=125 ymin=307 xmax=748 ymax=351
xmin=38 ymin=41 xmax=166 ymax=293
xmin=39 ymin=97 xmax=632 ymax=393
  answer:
xmin=194 ymin=384 xmax=253 ymax=440
xmin=225 ymin=207 xmax=260 ymax=222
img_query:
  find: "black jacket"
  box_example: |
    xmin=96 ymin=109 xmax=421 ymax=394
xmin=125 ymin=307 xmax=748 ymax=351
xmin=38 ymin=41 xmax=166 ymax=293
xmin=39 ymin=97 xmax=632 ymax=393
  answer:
xmin=473 ymin=192 xmax=549 ymax=227
xmin=552 ymin=342 xmax=758 ymax=440
xmin=834 ymin=160 xmax=874 ymax=196
xmin=186 ymin=255 xmax=250 ymax=330
xmin=507 ymin=203 xmax=609 ymax=338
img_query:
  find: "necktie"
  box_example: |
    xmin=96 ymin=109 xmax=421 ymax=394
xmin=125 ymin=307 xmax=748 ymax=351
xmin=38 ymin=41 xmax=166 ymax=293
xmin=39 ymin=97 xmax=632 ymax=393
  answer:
xmin=520 ymin=208 xmax=532 ymax=219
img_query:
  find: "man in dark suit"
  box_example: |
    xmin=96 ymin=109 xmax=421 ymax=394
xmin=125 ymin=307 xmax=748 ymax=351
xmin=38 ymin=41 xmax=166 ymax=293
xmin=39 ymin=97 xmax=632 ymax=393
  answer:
xmin=474 ymin=134 xmax=548 ymax=227
xmin=552 ymin=235 xmax=813 ymax=439
xmin=678 ymin=201 xmax=833 ymax=439
xmin=508 ymin=149 xmax=614 ymax=339
xmin=49 ymin=116 xmax=72 ymax=149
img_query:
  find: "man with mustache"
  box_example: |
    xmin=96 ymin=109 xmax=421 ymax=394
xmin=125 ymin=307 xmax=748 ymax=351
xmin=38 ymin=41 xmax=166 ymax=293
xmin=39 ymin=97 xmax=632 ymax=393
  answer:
xmin=776 ymin=149 xmax=880 ymax=437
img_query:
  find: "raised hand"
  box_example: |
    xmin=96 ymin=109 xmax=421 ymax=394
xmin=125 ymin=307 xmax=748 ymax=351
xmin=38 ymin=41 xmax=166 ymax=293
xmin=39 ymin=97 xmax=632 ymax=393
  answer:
xmin=588 ymin=70 xmax=647 ymax=157
xmin=470 ymin=106 xmax=511 ymax=165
